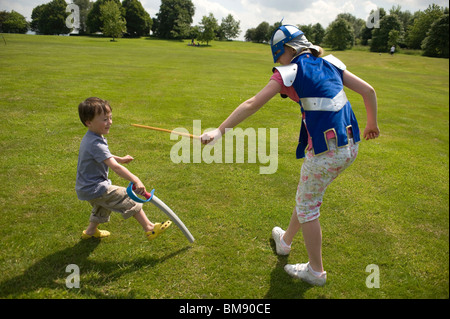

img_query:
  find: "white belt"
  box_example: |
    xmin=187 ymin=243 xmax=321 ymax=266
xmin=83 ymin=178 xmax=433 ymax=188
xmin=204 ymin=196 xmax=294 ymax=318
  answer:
xmin=300 ymin=89 xmax=348 ymax=112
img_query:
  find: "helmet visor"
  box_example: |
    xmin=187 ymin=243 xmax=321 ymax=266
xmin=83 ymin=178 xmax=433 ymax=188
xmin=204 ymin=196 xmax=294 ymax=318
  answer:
xmin=270 ymin=25 xmax=303 ymax=63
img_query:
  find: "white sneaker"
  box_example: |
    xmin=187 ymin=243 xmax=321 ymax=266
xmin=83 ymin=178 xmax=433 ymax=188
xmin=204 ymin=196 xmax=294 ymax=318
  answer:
xmin=272 ymin=227 xmax=291 ymax=255
xmin=284 ymin=262 xmax=327 ymax=286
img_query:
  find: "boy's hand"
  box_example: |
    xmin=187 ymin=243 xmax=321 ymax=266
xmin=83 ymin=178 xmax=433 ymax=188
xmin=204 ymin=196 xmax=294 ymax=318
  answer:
xmin=133 ymin=180 xmax=147 ymax=196
xmin=117 ymin=155 xmax=134 ymax=164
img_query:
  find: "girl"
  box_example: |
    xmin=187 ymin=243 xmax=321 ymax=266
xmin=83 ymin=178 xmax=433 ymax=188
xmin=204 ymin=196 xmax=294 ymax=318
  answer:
xmin=200 ymin=25 xmax=379 ymax=286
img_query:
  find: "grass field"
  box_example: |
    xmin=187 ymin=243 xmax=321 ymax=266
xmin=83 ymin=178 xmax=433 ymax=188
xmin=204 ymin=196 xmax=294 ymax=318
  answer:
xmin=0 ymin=34 xmax=448 ymax=299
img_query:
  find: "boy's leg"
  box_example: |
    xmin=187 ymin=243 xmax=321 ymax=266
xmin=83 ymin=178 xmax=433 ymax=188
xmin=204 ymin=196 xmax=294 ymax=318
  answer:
xmin=82 ymin=221 xmax=110 ymax=239
xmin=134 ymin=208 xmax=172 ymax=241
xmin=85 ymin=222 xmax=100 ymax=235
xmin=133 ymin=209 xmax=155 ymax=233
xmin=84 ymin=200 xmax=112 ymax=238
xmin=86 ymin=186 xmax=171 ymax=240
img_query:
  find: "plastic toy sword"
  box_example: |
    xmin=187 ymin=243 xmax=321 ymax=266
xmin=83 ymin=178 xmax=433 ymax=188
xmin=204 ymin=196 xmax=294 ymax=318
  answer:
xmin=126 ymin=183 xmax=195 ymax=243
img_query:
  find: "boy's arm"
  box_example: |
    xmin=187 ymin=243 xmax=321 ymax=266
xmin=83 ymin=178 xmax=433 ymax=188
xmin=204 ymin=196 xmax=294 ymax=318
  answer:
xmin=112 ymin=155 xmax=134 ymax=164
xmin=104 ymin=157 xmax=146 ymax=195
xmin=343 ymin=70 xmax=380 ymax=140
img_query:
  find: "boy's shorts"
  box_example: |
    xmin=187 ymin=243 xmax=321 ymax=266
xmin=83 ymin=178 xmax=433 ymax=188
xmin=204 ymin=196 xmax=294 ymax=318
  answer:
xmin=295 ymin=138 xmax=359 ymax=224
xmin=87 ymin=185 xmax=143 ymax=224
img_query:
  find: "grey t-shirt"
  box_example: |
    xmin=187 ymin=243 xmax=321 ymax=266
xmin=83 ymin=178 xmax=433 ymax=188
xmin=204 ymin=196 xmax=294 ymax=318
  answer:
xmin=76 ymin=130 xmax=112 ymax=200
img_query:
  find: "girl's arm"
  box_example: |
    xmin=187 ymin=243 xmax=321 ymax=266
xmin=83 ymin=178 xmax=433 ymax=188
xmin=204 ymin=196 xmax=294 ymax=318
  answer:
xmin=343 ymin=70 xmax=380 ymax=140
xmin=201 ymin=80 xmax=281 ymax=144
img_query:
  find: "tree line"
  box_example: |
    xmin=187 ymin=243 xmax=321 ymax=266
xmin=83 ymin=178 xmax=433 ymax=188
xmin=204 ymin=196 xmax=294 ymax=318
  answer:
xmin=0 ymin=0 xmax=240 ymax=44
xmin=0 ymin=1 xmax=447 ymax=57
xmin=245 ymin=4 xmax=448 ymax=58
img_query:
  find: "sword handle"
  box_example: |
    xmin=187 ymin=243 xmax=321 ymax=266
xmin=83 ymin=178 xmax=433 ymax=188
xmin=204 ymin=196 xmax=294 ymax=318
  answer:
xmin=132 ymin=184 xmax=153 ymax=200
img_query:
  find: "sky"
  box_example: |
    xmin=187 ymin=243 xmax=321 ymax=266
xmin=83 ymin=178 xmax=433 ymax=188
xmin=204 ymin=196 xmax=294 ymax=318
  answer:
xmin=1 ymin=0 xmax=448 ymax=40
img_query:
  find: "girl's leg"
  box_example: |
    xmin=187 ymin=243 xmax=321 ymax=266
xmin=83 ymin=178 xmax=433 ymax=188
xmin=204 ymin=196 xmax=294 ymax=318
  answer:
xmin=301 ymin=218 xmax=323 ymax=272
xmin=283 ymin=208 xmax=323 ymax=273
xmin=283 ymin=139 xmax=358 ymax=275
xmin=283 ymin=207 xmax=301 ymax=246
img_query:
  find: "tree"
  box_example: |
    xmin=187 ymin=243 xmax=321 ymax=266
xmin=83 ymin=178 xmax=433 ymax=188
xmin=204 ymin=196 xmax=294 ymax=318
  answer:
xmin=100 ymin=0 xmax=126 ymax=41
xmin=388 ymin=29 xmax=400 ymax=47
xmin=30 ymin=0 xmax=70 ymax=35
xmin=198 ymin=13 xmax=218 ymax=45
xmin=87 ymin=0 xmax=123 ymax=34
xmin=370 ymin=14 xmax=402 ymax=52
xmin=298 ymin=23 xmax=325 ymax=45
xmin=324 ymin=18 xmax=354 ymax=50
xmin=406 ymin=4 xmax=444 ymax=49
xmin=220 ymin=14 xmax=240 ymax=40
xmin=311 ymin=23 xmax=325 ymax=45
xmin=361 ymin=8 xmax=386 ymax=45
xmin=154 ymin=0 xmax=195 ymax=39
xmin=297 ymin=24 xmax=314 ymax=39
xmin=73 ymin=0 xmax=92 ymax=34
xmin=254 ymin=21 xmax=270 ymax=43
xmin=244 ymin=28 xmax=255 ymax=42
xmin=422 ymin=13 xmax=449 ymax=58
xmin=390 ymin=5 xmax=414 ymax=33
xmin=335 ymin=13 xmax=365 ymax=44
xmin=189 ymin=25 xmax=200 ymax=41
xmin=0 ymin=11 xmax=28 ymax=33
xmin=245 ymin=21 xmax=279 ymax=43
xmin=122 ymin=0 xmax=152 ymax=37
xmin=30 ymin=4 xmax=45 ymax=32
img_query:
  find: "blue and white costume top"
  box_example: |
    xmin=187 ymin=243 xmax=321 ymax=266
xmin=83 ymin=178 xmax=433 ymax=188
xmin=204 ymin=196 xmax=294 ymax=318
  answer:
xmin=273 ymin=54 xmax=361 ymax=159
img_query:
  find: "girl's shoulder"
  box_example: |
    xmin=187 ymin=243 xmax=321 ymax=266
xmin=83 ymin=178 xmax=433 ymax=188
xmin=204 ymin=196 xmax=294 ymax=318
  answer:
xmin=322 ymin=55 xmax=347 ymax=71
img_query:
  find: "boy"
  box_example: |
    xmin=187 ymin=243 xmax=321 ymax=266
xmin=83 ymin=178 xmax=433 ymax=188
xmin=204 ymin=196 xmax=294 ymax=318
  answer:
xmin=76 ymin=97 xmax=171 ymax=240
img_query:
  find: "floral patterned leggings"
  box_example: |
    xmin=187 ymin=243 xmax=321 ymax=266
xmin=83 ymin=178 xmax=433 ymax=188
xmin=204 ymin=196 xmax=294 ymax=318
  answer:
xmin=295 ymin=138 xmax=359 ymax=223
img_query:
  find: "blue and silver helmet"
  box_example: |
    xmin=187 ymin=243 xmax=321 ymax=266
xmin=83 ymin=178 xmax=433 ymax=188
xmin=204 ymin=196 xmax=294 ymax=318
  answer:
xmin=270 ymin=25 xmax=303 ymax=63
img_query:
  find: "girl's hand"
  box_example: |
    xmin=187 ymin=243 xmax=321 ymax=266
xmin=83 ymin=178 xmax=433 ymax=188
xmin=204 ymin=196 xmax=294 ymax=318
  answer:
xmin=201 ymin=128 xmax=222 ymax=145
xmin=363 ymin=125 xmax=380 ymax=140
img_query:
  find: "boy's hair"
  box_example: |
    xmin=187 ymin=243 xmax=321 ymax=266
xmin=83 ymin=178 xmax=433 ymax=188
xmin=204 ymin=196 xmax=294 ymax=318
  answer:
xmin=78 ymin=97 xmax=112 ymax=127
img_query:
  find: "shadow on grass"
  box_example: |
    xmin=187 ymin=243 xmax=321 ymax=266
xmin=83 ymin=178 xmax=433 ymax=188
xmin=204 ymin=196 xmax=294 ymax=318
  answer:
xmin=264 ymin=238 xmax=314 ymax=299
xmin=0 ymin=239 xmax=189 ymax=298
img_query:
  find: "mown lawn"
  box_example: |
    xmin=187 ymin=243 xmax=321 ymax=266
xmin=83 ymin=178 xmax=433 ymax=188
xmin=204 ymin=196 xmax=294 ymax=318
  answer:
xmin=0 ymin=34 xmax=448 ymax=299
